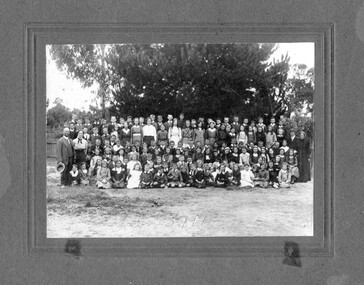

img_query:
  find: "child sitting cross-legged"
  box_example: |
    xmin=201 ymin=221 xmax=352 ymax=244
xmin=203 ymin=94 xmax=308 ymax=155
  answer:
xmin=193 ymin=159 xmax=206 ymax=188
xmin=127 ymin=163 xmax=142 ymax=189
xmin=180 ymin=165 xmax=192 ymax=187
xmin=215 ymin=164 xmax=230 ymax=188
xmin=278 ymin=162 xmax=291 ymax=188
xmin=111 ymin=160 xmax=127 ymax=189
xmin=70 ymin=164 xmax=79 ymax=186
xmin=253 ymin=163 xmax=269 ymax=188
xmin=167 ymin=163 xmax=183 ymax=188
xmin=239 ymin=164 xmax=254 ymax=188
xmin=152 ymin=166 xmax=168 ymax=188
xmin=78 ymin=162 xmax=90 ymax=186
xmin=96 ymin=160 xmax=111 ymax=189
xmin=139 ymin=164 xmax=154 ymax=189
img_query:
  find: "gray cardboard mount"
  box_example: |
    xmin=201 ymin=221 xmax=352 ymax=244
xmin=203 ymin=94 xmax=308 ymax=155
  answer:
xmin=1 ymin=0 xmax=363 ymax=284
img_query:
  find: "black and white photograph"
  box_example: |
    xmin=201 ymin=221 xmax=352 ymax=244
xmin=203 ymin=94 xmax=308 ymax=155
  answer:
xmin=46 ymin=42 xmax=314 ymax=238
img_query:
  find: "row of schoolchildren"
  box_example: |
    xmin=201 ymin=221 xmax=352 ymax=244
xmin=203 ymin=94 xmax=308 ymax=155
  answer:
xmin=67 ymin=113 xmax=291 ymax=149
xmin=82 ymin=135 xmax=296 ymax=171
xmin=69 ymin=147 xmax=298 ymax=189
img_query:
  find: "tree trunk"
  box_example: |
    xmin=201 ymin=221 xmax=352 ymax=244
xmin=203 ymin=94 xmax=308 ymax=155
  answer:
xmin=100 ymin=45 xmax=106 ymax=118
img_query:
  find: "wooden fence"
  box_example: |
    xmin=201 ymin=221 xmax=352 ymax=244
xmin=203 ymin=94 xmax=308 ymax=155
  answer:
xmin=47 ymin=132 xmax=59 ymax=158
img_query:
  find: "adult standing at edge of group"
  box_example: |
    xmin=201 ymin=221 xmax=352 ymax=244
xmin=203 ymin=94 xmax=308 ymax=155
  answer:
xmin=296 ymin=131 xmax=311 ymax=182
xmin=287 ymin=129 xmax=299 ymax=151
xmin=56 ymin=127 xmax=75 ymax=187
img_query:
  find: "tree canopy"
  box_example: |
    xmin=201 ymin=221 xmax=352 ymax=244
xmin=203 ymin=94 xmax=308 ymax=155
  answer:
xmin=49 ymin=43 xmax=313 ymax=121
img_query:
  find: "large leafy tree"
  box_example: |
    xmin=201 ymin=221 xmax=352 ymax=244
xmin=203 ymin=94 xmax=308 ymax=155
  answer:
xmin=50 ymin=43 xmax=314 ymax=121
xmin=106 ymin=43 xmax=291 ymax=119
xmin=46 ymin=98 xmax=72 ymax=128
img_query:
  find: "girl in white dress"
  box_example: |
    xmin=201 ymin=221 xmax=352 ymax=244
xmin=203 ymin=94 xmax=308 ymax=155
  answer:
xmin=239 ymin=163 xmax=255 ymax=188
xmin=127 ymin=163 xmax=142 ymax=189
xmin=168 ymin=119 xmax=182 ymax=146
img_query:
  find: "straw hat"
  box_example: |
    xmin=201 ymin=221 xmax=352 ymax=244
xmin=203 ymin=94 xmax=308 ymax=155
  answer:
xmin=56 ymin=162 xmax=65 ymax=173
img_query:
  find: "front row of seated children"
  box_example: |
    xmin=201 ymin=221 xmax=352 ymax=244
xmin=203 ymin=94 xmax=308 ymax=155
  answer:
xmin=68 ymin=158 xmax=298 ymax=189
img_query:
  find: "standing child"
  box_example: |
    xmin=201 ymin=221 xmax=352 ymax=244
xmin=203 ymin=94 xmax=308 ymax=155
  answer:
xmin=120 ymin=122 xmax=131 ymax=147
xmin=265 ymin=126 xmax=277 ymax=148
xmin=96 ymin=160 xmax=111 ymax=189
xmin=130 ymin=117 xmax=143 ymax=145
xmin=181 ymin=120 xmax=194 ymax=148
xmin=246 ymin=126 xmax=256 ymax=145
xmin=285 ymin=148 xmax=300 ymax=184
xmin=255 ymin=126 xmax=266 ymax=146
xmin=237 ymin=125 xmax=248 ymax=145
xmin=157 ymin=124 xmax=168 ymax=146
xmin=206 ymin=121 xmax=217 ymax=146
xmin=168 ymin=119 xmax=182 ymax=146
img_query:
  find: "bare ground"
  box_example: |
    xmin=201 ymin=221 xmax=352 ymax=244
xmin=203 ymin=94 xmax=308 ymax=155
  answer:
xmin=47 ymin=160 xmax=313 ymax=238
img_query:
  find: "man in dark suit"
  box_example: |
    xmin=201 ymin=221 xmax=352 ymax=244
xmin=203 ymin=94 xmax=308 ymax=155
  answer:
xmin=56 ymin=128 xmax=75 ymax=187
xmin=287 ymin=130 xmax=299 ymax=151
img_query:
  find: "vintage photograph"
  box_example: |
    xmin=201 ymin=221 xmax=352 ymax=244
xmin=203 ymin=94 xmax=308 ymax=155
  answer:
xmin=46 ymin=43 xmax=314 ymax=238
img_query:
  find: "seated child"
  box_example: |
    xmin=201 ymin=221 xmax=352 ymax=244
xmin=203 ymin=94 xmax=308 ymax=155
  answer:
xmin=215 ymin=164 xmax=230 ymax=188
xmin=127 ymin=163 xmax=142 ymax=189
xmin=78 ymin=162 xmax=89 ymax=186
xmin=193 ymin=159 xmax=205 ymax=188
xmin=96 ymin=160 xmax=111 ymax=189
xmin=239 ymin=147 xmax=250 ymax=165
xmin=230 ymin=164 xmax=241 ymax=186
xmin=89 ymin=149 xmax=102 ymax=170
xmin=69 ymin=164 xmax=79 ymax=186
xmin=278 ymin=162 xmax=291 ymax=188
xmin=180 ymin=165 xmax=192 ymax=187
xmin=89 ymin=158 xmax=102 ymax=186
xmin=167 ymin=163 xmax=183 ymax=187
xmin=253 ymin=163 xmax=269 ymax=188
xmin=139 ymin=164 xmax=154 ymax=189
xmin=152 ymin=167 xmax=168 ymax=188
xmin=267 ymin=160 xmax=279 ymax=188
xmin=239 ymin=164 xmax=254 ymax=188
xmin=204 ymin=165 xmax=215 ymax=187
xmin=103 ymin=147 xmax=112 ymax=163
xmin=110 ymin=160 xmax=127 ymax=189
xmin=127 ymin=153 xmax=141 ymax=174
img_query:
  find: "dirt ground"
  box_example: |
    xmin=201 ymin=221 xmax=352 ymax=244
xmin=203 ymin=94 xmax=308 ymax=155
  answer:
xmin=46 ymin=160 xmax=313 ymax=238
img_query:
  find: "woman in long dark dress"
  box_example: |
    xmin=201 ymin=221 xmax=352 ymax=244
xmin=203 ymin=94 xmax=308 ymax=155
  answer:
xmin=296 ymin=131 xmax=311 ymax=182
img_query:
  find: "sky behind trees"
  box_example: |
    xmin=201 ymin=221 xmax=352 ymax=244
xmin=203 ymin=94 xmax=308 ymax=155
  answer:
xmin=46 ymin=42 xmax=314 ymax=110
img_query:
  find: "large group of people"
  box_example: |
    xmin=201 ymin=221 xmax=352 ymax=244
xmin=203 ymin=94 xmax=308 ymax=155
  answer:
xmin=55 ymin=113 xmax=311 ymax=189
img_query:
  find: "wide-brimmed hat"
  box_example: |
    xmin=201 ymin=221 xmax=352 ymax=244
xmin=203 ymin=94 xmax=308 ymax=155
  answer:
xmin=56 ymin=162 xmax=65 ymax=173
